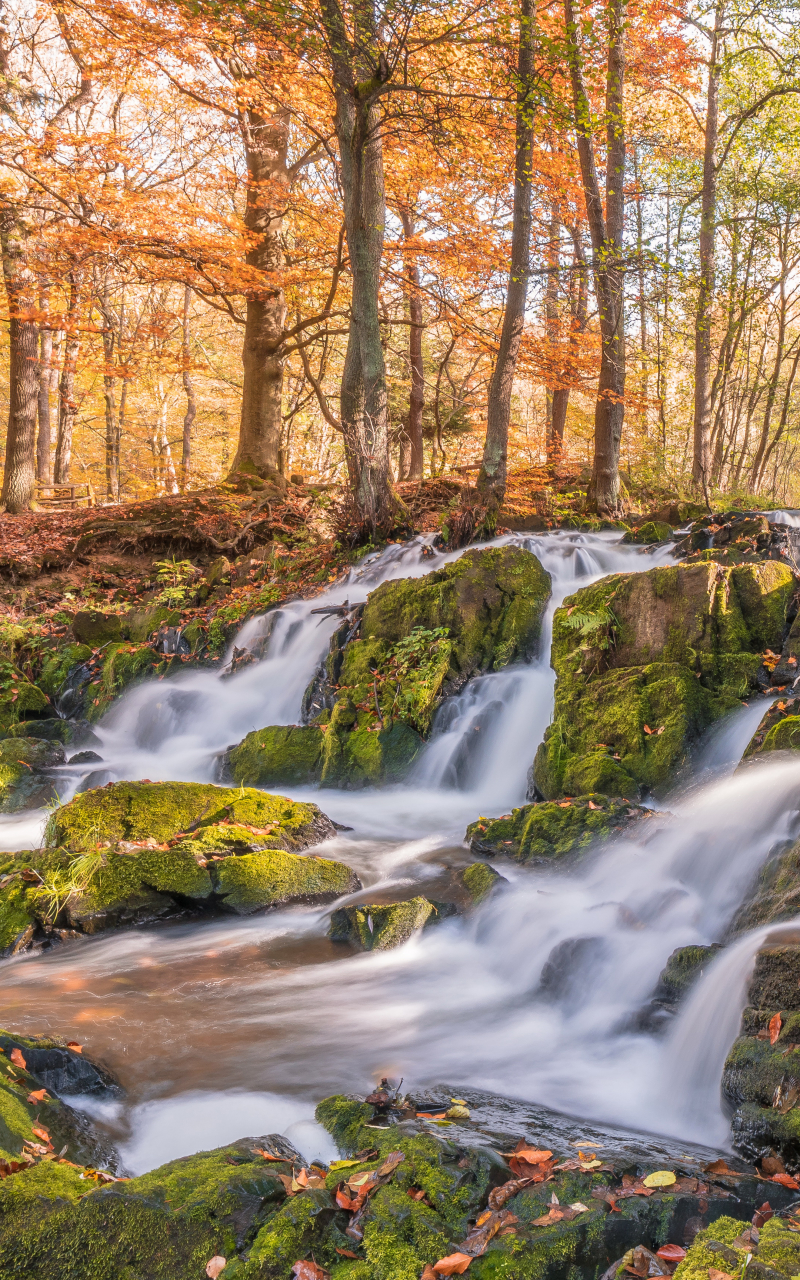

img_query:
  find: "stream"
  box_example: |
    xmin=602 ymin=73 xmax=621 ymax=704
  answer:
xmin=1 ymin=529 xmax=798 ymax=1176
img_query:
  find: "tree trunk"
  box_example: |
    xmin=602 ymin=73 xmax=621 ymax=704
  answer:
xmin=181 ymin=283 xmax=196 ymax=489
xmin=227 ymin=107 xmax=289 ymax=483
xmin=692 ymin=2 xmax=722 ymax=501
xmin=399 ymin=206 xmax=424 ymax=481
xmin=0 ymin=210 xmax=39 ymax=513
xmin=54 ymin=275 xmax=81 ymax=484
xmin=478 ymin=0 xmax=536 ymax=511
xmin=565 ymin=0 xmax=627 ymax=516
xmin=319 ymin=0 xmax=395 ymax=537
xmin=544 ymin=210 xmax=559 ymax=467
xmin=98 ymin=276 xmax=120 ymax=502
xmin=37 ymin=289 xmax=53 ymax=485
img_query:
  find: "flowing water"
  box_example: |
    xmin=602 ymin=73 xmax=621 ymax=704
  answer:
xmin=1 ymin=529 xmax=798 ymax=1174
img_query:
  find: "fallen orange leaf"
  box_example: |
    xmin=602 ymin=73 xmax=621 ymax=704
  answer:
xmin=9 ymin=1049 xmax=26 ymax=1069
xmin=31 ymin=1127 xmax=50 ymax=1143
xmin=66 ymin=1042 xmax=83 ymax=1053
xmin=206 ymin=1259 xmax=226 ymax=1280
xmin=771 ymin=1172 xmax=800 ymax=1190
xmin=27 ymin=1089 xmax=48 ymax=1104
xmin=433 ymin=1254 xmax=472 ymax=1275
xmin=770 ymin=1012 xmax=783 ymax=1045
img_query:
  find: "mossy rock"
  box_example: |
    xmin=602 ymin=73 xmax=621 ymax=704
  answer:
xmin=675 ymin=1216 xmax=800 ymax=1280
xmin=225 ymin=717 xmax=424 ymax=791
xmin=534 ymin=561 xmax=794 ymax=799
xmin=743 ymin=698 xmax=800 ymax=758
xmin=653 ymin=944 xmax=722 ymax=1005
xmin=214 ymin=848 xmax=360 ymax=915
xmin=329 ymin=896 xmax=440 ymax=950
xmin=467 ymin=794 xmax=651 ymax=862
xmin=46 ymin=781 xmax=334 ymax=852
xmin=36 ymin=643 xmax=91 ymax=698
xmin=71 ymin=610 xmax=123 ymax=646
xmin=0 ymin=1136 xmax=309 ymax=1280
xmin=85 ymin=641 xmax=166 ymax=722
xmin=623 ymin=520 xmax=673 ymax=544
xmin=0 ymin=676 xmax=51 ymax=737
xmin=731 ymin=839 xmax=800 ymax=933
xmin=460 ymin=861 xmax=503 ymax=902
xmin=121 ymin=605 xmax=180 ymax=644
xmin=360 ymin=545 xmax=551 ymax=676
xmin=0 ymin=737 xmax=65 ymax=813
xmin=6 ymin=719 xmax=75 ymax=745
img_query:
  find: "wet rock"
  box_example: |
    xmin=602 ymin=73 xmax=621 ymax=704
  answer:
xmin=676 ymin=510 xmax=800 ymax=571
xmin=723 ymin=945 xmax=800 ymax=1166
xmin=460 ymin=860 xmax=503 ymax=902
xmin=730 ymin=840 xmax=800 ymax=934
xmin=0 ymin=1031 xmax=121 ymax=1099
xmin=467 ymin=794 xmax=652 ymax=862
xmin=534 ymin=561 xmax=795 ymax=799
xmin=0 ymin=673 xmax=51 ymax=736
xmin=650 ymin=501 xmax=708 ymax=526
xmin=328 ymin=896 xmax=453 ymax=950
xmin=67 ymin=749 xmax=103 ymax=764
xmin=0 ymin=737 xmax=65 ymax=813
xmin=743 ymin=698 xmax=800 ymax=758
xmin=653 ymin=944 xmax=723 ymax=1008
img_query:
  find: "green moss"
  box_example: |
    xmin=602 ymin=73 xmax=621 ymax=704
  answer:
xmin=6 ymin=720 xmax=75 ymax=745
xmin=361 ymin=546 xmax=551 ymax=677
xmin=0 ymin=676 xmax=51 ymax=737
xmin=227 ymin=725 xmax=326 ymax=788
xmin=733 ymin=839 xmax=800 ymax=932
xmin=760 ymin=717 xmax=800 ymax=753
xmin=329 ymin=897 xmax=437 ymax=949
xmin=46 ymin=781 xmax=330 ymax=852
xmin=0 ymin=880 xmax=36 ymax=955
xmin=674 ymin=1215 xmax=800 ymax=1280
xmin=215 ymin=849 xmax=360 ymax=915
xmin=623 ymin=521 xmax=673 ymax=544
xmin=247 ymin=1186 xmax=343 ymax=1276
xmin=655 ymin=944 xmax=722 ymax=1003
xmin=121 ymin=605 xmax=179 ymax=644
xmin=467 ymin=794 xmax=649 ymax=861
xmin=227 ymin=718 xmax=423 ymax=791
xmin=535 ymin=561 xmax=794 ymax=798
xmin=36 ymin=645 xmax=91 ymax=698
xmin=62 ymin=845 xmax=213 ymax=932
xmin=86 ymin=642 xmax=165 ymax=721
xmin=461 ymin=862 xmax=501 ymax=902
xmin=0 ymin=738 xmax=63 ymax=813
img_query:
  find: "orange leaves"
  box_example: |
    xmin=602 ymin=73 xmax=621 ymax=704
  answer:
xmin=770 ymin=1172 xmax=800 ymax=1190
xmin=66 ymin=1042 xmax=83 ymax=1053
xmin=9 ymin=1049 xmax=26 ymax=1069
xmin=291 ymin=1263 xmax=328 ymax=1280
xmin=643 ymin=724 xmax=665 ymax=736
xmin=205 ymin=1258 xmax=227 ymax=1279
xmin=769 ymin=1012 xmax=783 ymax=1045
xmin=26 ymin=1089 xmax=48 ymax=1104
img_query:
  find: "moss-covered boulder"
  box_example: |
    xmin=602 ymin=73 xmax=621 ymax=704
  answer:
xmin=0 ymin=781 xmax=355 ymax=948
xmin=534 ymin=561 xmax=795 ymax=799
xmin=36 ymin=643 xmax=92 ymax=699
xmin=224 ymin=715 xmax=423 ymax=791
xmin=460 ymin=860 xmax=503 ymax=902
xmin=623 ymin=520 xmax=673 ymax=544
xmin=47 ymin=780 xmax=333 ymax=851
xmin=0 ymin=670 xmax=52 ymax=738
xmin=0 ymin=737 xmax=64 ymax=813
xmin=467 ymin=794 xmax=652 ymax=862
xmin=731 ymin=837 xmax=800 ymax=935
xmin=329 ymin=897 xmax=442 ymax=950
xmin=0 ymin=1133 xmax=320 ymax=1280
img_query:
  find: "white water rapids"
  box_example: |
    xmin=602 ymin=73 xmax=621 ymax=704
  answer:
xmin=1 ymin=529 xmax=799 ymax=1174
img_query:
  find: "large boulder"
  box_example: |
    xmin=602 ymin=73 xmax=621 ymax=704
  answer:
xmin=467 ymin=794 xmax=652 ymax=863
xmin=224 ymin=545 xmax=552 ymax=791
xmin=534 ymin=561 xmax=795 ymax=799
xmin=743 ymin=697 xmax=800 ymax=759
xmin=0 ymin=781 xmax=356 ymax=949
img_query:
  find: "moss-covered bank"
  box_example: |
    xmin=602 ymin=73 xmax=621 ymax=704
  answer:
xmin=467 ymin=794 xmax=652 ymax=862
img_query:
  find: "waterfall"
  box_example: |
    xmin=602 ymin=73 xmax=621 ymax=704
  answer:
xmin=0 ymin=528 xmax=794 ymax=1171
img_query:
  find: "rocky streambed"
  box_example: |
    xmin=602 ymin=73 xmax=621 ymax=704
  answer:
xmin=3 ymin=513 xmax=800 ymax=1276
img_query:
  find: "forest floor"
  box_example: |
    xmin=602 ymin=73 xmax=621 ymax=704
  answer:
xmin=0 ymin=464 xmax=771 ymax=639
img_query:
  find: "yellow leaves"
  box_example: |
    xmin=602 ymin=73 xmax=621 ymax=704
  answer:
xmin=642 ymin=1170 xmax=676 ymax=1188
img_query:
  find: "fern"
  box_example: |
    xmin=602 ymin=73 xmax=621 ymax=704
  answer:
xmin=562 ymin=605 xmax=616 ymax=638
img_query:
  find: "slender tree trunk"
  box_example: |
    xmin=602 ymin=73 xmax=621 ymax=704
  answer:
xmin=478 ymin=0 xmax=537 ymax=511
xmin=54 ymin=275 xmax=81 ymax=484
xmin=37 ymin=288 xmax=53 ymax=484
xmin=544 ymin=209 xmax=560 ymax=468
xmin=692 ymin=2 xmax=722 ymax=501
xmin=551 ymin=226 xmax=589 ymax=467
xmin=98 ymin=276 xmax=120 ymax=502
xmin=181 ymin=283 xmax=196 ymax=489
xmin=319 ymin=0 xmax=395 ymax=536
xmin=228 ymin=107 xmax=289 ymax=483
xmin=0 ymin=210 xmax=39 ymax=513
xmin=399 ymin=206 xmax=424 ymax=482
xmin=565 ymin=0 xmax=627 ymax=516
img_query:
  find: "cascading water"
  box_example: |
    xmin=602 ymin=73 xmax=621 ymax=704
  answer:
xmin=0 ymin=528 xmax=796 ymax=1174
